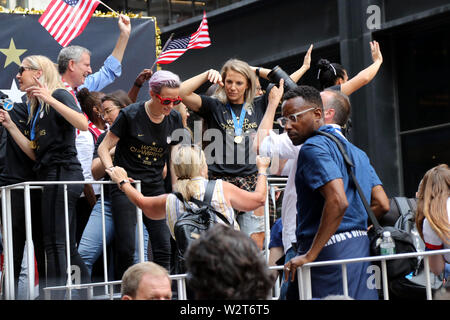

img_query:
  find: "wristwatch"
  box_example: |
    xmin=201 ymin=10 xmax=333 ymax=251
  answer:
xmin=119 ymin=179 xmax=130 ymax=189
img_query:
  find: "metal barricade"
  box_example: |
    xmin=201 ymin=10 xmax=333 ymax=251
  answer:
xmin=269 ymin=248 xmax=450 ymax=300
xmin=0 ymin=179 xmax=144 ymax=300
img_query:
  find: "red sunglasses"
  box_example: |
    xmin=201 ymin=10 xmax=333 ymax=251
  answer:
xmin=155 ymin=93 xmax=182 ymax=105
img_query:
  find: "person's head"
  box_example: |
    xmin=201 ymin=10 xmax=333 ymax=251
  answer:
xmin=185 ymin=224 xmax=274 ymax=300
xmin=57 ymin=45 xmax=92 ymax=88
xmin=280 ymin=85 xmax=324 ymax=146
xmin=214 ymin=59 xmax=256 ymax=106
xmin=317 ymin=58 xmax=347 ymax=90
xmin=320 ymin=89 xmax=351 ymax=126
xmin=415 ymin=164 xmax=450 ymax=244
xmin=148 ymin=70 xmax=181 ymax=117
xmin=17 ymin=55 xmax=65 ymax=119
xmin=171 ymin=144 xmax=207 ymax=200
xmin=76 ymin=88 xmax=105 ymax=124
xmin=101 ymin=90 xmax=132 ymax=126
xmin=121 ymin=262 xmax=172 ymax=300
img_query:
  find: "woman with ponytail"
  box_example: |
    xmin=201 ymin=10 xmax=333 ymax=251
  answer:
xmin=317 ymin=40 xmax=383 ymax=96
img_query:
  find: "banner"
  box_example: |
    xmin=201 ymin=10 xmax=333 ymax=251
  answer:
xmin=0 ymin=12 xmax=156 ymax=103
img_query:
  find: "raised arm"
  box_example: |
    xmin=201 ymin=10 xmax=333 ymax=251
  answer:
xmin=290 ymin=44 xmax=313 ymax=83
xmin=128 ymin=69 xmax=153 ymax=103
xmin=107 ymin=166 xmax=168 ymax=220
xmin=179 ymin=69 xmax=223 ymax=112
xmin=0 ymin=109 xmax=35 ymax=160
xmin=341 ymin=41 xmax=383 ymax=96
xmin=223 ymin=156 xmax=270 ymax=212
xmin=253 ymin=79 xmax=284 ymax=154
xmin=111 ymin=14 xmax=131 ymax=63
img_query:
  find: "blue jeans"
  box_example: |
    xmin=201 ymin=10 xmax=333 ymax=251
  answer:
xmin=279 ymin=246 xmax=297 ymax=300
xmin=78 ymin=197 xmax=148 ymax=279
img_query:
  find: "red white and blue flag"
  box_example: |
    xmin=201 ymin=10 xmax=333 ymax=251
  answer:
xmin=39 ymin=0 xmax=100 ymax=47
xmin=156 ymin=11 xmax=211 ymax=64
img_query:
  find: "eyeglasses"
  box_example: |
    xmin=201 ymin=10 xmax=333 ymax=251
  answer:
xmin=277 ymin=107 xmax=316 ymax=128
xmin=155 ymin=93 xmax=182 ymax=106
xmin=18 ymin=66 xmax=36 ymax=76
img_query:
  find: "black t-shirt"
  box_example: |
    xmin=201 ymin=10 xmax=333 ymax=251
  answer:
xmin=197 ymin=92 xmax=270 ymax=176
xmin=0 ymin=102 xmax=36 ymax=186
xmin=93 ymin=131 xmax=111 ymax=196
xmin=110 ymin=102 xmax=184 ymax=193
xmin=31 ymin=88 xmax=83 ymax=172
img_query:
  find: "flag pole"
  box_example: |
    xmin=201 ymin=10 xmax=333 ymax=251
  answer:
xmin=150 ymin=33 xmax=175 ymax=71
xmin=98 ymin=1 xmax=120 ymax=15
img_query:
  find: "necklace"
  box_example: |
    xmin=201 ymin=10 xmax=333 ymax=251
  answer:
xmin=145 ymin=100 xmax=164 ymax=122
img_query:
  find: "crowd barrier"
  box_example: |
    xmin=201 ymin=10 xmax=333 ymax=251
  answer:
xmin=0 ymin=177 xmax=285 ymax=300
xmin=3 ymin=178 xmax=446 ymax=300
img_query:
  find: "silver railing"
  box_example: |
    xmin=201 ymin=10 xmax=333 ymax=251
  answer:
xmin=0 ymin=180 xmax=144 ymax=300
xmin=41 ymin=249 xmax=450 ymax=300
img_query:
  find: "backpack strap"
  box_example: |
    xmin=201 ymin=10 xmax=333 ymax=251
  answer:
xmin=394 ymin=197 xmax=413 ymax=217
xmin=173 ymin=180 xmax=230 ymax=225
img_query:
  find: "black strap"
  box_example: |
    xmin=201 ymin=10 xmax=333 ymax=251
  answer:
xmin=173 ymin=180 xmax=230 ymax=225
xmin=314 ymin=130 xmax=382 ymax=233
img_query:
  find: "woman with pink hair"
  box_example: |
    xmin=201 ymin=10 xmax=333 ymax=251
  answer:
xmin=97 ymin=70 xmax=186 ymax=278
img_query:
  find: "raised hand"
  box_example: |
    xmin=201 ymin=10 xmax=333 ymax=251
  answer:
xmin=370 ymin=40 xmax=382 ymax=64
xmin=26 ymin=76 xmax=53 ymax=104
xmin=302 ymin=44 xmax=313 ymax=69
xmin=206 ymin=69 xmax=224 ymax=87
xmin=118 ymin=14 xmax=131 ymax=37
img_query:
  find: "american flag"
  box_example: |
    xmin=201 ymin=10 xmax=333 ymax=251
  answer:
xmin=39 ymin=0 xmax=100 ymax=47
xmin=156 ymin=11 xmax=211 ymax=64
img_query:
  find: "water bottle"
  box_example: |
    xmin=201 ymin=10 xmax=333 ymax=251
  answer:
xmin=380 ymin=231 xmax=396 ymax=255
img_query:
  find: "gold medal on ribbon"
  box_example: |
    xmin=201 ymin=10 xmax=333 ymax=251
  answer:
xmin=234 ymin=135 xmax=243 ymax=144
xmin=29 ymin=140 xmax=36 ymax=149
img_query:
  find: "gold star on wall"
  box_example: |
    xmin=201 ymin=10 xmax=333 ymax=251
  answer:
xmin=0 ymin=38 xmax=27 ymax=68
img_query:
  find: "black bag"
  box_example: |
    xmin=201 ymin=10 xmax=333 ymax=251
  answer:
xmin=315 ymin=130 xmax=417 ymax=280
xmin=172 ymin=180 xmax=230 ymax=274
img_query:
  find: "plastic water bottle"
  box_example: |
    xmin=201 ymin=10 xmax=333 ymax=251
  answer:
xmin=380 ymin=231 xmax=396 ymax=255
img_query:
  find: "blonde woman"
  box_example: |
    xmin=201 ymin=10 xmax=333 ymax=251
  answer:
xmin=107 ymin=144 xmax=270 ymax=244
xmin=180 ymin=59 xmax=283 ymax=248
xmin=0 ymin=55 xmax=89 ymax=298
xmin=415 ymin=164 xmax=450 ymax=278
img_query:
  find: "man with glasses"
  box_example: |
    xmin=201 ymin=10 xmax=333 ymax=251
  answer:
xmin=256 ymin=87 xmax=355 ymax=299
xmin=279 ymin=86 xmax=389 ymax=300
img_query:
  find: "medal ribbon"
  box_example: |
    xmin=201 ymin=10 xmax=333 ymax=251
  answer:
xmin=27 ymin=102 xmax=41 ymax=143
xmin=227 ymin=103 xmax=247 ymax=137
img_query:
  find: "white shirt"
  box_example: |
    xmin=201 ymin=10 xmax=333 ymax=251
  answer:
xmin=75 ymin=129 xmax=96 ymax=196
xmin=260 ymin=131 xmax=300 ymax=254
xmin=423 ymin=197 xmax=450 ymax=263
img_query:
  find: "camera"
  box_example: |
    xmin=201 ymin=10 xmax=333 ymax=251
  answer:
xmin=267 ymin=66 xmax=297 ymax=91
xmin=0 ymin=91 xmax=14 ymax=111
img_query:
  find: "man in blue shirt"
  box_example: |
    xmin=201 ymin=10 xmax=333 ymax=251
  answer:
xmin=282 ymin=86 xmax=389 ymax=300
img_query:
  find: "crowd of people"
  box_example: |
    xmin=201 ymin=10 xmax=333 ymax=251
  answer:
xmin=0 ymin=14 xmax=448 ymax=301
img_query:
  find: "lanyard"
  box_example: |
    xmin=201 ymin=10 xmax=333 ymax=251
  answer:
xmin=27 ymin=103 xmax=41 ymax=142
xmin=227 ymin=103 xmax=247 ymax=137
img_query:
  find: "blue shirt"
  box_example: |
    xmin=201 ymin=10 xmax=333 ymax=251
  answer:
xmin=78 ymin=55 xmax=122 ymax=92
xmin=269 ymin=218 xmax=283 ymax=249
xmin=295 ymin=125 xmax=382 ymax=242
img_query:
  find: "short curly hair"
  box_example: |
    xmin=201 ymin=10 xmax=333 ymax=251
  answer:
xmin=185 ymin=224 xmax=274 ymax=300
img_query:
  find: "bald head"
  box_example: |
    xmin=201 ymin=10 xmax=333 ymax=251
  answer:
xmin=320 ymin=89 xmax=351 ymax=126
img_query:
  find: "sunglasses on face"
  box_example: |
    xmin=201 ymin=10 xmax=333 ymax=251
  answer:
xmin=277 ymin=107 xmax=316 ymax=128
xmin=18 ymin=66 xmax=36 ymax=76
xmin=155 ymin=93 xmax=182 ymax=106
